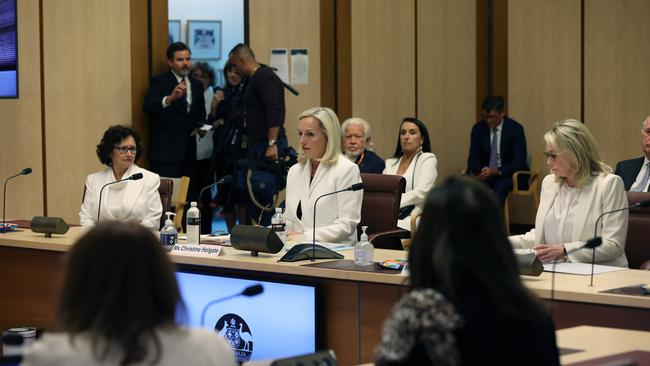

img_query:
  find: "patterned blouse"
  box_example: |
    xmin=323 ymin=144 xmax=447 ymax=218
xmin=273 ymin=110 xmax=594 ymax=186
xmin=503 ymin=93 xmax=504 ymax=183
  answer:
xmin=374 ymin=288 xmax=462 ymax=366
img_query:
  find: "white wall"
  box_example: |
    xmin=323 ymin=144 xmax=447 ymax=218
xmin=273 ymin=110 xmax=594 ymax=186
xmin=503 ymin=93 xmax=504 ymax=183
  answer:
xmin=169 ymin=0 xmax=244 ymax=86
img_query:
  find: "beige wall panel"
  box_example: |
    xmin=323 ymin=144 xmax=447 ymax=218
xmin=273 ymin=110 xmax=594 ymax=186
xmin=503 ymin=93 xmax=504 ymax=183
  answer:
xmin=350 ymin=0 xmax=415 ymax=161
xmin=417 ymin=0 xmax=476 ymax=181
xmin=249 ymin=0 xmax=321 ymax=150
xmin=508 ymin=0 xmax=581 ymax=170
xmin=584 ymin=0 xmax=650 ymax=167
xmin=42 ymin=0 xmax=132 ymax=223
xmin=0 ymin=0 xmax=44 ymax=219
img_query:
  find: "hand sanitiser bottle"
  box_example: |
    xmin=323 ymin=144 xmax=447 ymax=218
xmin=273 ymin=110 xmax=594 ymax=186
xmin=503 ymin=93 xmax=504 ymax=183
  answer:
xmin=271 ymin=207 xmax=286 ymax=242
xmin=160 ymin=212 xmax=177 ymax=251
xmin=355 ymin=226 xmax=374 ymax=266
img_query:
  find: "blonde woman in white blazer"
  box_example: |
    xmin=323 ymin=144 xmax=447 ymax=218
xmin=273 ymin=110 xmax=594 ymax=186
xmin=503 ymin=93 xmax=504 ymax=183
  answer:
xmin=509 ymin=120 xmax=628 ymax=267
xmin=284 ymin=107 xmax=362 ymax=245
xmin=383 ymin=117 xmax=438 ymax=231
xmin=80 ymin=126 xmax=162 ymax=230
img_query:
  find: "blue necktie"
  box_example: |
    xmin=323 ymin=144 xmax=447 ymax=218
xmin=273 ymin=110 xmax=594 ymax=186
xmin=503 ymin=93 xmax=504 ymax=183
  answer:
xmin=489 ymin=128 xmax=498 ymax=168
xmin=633 ymin=162 xmax=650 ymax=192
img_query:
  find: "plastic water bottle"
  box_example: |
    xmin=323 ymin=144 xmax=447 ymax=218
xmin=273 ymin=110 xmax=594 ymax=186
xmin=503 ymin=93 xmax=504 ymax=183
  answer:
xmin=160 ymin=212 xmax=177 ymax=251
xmin=271 ymin=207 xmax=286 ymax=242
xmin=186 ymin=202 xmax=200 ymax=244
xmin=355 ymin=226 xmax=374 ymax=266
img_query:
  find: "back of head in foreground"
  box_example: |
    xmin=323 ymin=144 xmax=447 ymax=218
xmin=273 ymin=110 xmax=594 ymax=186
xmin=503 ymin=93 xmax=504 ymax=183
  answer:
xmin=57 ymin=221 xmax=182 ymax=365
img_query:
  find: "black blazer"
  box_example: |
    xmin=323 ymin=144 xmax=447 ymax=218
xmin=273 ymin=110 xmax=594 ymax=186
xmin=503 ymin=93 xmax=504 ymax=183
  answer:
xmin=143 ymin=71 xmax=206 ymax=165
xmin=467 ymin=117 xmax=528 ymax=177
xmin=614 ymin=156 xmax=645 ymax=190
xmin=357 ymin=150 xmax=385 ymax=174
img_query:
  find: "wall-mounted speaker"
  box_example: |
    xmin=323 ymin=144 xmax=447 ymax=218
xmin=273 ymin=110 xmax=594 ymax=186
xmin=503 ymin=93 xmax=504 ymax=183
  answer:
xmin=230 ymin=225 xmax=283 ymax=256
xmin=30 ymin=216 xmax=69 ymax=237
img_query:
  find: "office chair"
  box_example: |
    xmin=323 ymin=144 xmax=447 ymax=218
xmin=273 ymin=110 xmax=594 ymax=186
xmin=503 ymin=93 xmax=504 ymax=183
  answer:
xmin=358 ymin=173 xmax=410 ymax=250
xmin=624 ymin=191 xmax=650 ymax=269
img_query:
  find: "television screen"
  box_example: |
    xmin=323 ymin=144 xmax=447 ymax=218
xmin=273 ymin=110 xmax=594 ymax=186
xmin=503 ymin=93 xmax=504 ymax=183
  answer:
xmin=175 ymin=270 xmax=316 ymax=363
xmin=0 ymin=0 xmax=17 ymax=98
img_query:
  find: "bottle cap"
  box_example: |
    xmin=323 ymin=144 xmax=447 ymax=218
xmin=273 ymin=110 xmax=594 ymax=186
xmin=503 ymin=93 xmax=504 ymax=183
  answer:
xmin=275 ymin=207 xmax=282 ymax=213
xmin=164 ymin=212 xmax=175 ymax=226
xmin=190 ymin=201 xmax=197 ymax=207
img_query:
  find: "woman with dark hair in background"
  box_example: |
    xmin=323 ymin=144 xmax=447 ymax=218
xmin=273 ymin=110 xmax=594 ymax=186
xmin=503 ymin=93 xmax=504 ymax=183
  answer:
xmin=374 ymin=176 xmax=559 ymax=366
xmin=209 ymin=61 xmax=245 ymax=231
xmin=79 ymin=125 xmax=162 ymax=230
xmin=22 ymin=221 xmax=237 ymax=366
xmin=382 ymin=117 xmax=437 ymax=232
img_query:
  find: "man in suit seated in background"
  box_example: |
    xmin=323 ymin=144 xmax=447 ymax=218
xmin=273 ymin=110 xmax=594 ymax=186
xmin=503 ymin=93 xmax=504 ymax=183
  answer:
xmin=467 ymin=95 xmax=528 ymax=203
xmin=341 ymin=117 xmax=385 ymax=174
xmin=615 ymin=115 xmax=650 ymax=192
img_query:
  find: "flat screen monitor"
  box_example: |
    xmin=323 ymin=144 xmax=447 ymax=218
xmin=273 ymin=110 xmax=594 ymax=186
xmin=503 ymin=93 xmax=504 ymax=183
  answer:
xmin=0 ymin=0 xmax=17 ymax=98
xmin=175 ymin=270 xmax=316 ymax=363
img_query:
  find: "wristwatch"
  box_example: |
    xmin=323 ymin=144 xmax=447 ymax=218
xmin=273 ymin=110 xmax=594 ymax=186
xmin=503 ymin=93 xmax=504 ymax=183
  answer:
xmin=268 ymin=139 xmax=277 ymax=147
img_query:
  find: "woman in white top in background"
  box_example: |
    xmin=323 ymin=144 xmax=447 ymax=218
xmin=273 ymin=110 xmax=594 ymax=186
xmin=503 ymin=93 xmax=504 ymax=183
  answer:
xmin=284 ymin=107 xmax=363 ymax=245
xmin=509 ymin=119 xmax=628 ymax=266
xmin=79 ymin=125 xmax=162 ymax=230
xmin=383 ymin=117 xmax=438 ymax=231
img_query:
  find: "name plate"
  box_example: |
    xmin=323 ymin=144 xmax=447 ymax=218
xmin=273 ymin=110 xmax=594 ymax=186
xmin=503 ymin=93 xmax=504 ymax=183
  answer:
xmin=171 ymin=244 xmax=224 ymax=257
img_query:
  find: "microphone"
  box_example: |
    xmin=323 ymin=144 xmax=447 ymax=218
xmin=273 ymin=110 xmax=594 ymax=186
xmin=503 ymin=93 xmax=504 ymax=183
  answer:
xmin=549 ymin=239 xmax=603 ymax=317
xmin=259 ymin=64 xmax=300 ymax=96
xmin=585 ymin=200 xmax=648 ymax=286
xmin=2 ymin=168 xmax=32 ymax=233
xmin=198 ymin=175 xmax=233 ymax=203
xmin=96 ymin=173 xmax=144 ymax=223
xmin=308 ymin=183 xmax=364 ymax=261
xmin=200 ymin=284 xmax=264 ymax=327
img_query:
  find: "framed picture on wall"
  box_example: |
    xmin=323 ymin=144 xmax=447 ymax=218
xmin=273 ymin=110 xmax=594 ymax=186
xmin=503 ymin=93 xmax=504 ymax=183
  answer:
xmin=168 ymin=20 xmax=181 ymax=45
xmin=187 ymin=20 xmax=222 ymax=60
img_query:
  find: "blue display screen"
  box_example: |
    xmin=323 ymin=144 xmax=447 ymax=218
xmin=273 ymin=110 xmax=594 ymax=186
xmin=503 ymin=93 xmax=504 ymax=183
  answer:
xmin=0 ymin=0 xmax=17 ymax=98
xmin=175 ymin=271 xmax=316 ymax=362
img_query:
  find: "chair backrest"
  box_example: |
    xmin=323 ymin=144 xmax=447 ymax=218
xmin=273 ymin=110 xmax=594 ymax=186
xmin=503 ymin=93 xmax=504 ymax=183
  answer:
xmin=158 ymin=178 xmax=173 ymax=229
xmin=164 ymin=176 xmax=190 ymax=231
xmin=625 ymin=191 xmax=650 ymax=269
xmin=358 ymin=173 xmax=406 ymax=249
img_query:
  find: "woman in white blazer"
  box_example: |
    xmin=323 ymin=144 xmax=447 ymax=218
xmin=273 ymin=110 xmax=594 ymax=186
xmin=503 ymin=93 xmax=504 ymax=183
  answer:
xmin=284 ymin=107 xmax=363 ymax=245
xmin=383 ymin=117 xmax=438 ymax=231
xmin=79 ymin=125 xmax=162 ymax=230
xmin=509 ymin=120 xmax=628 ymax=267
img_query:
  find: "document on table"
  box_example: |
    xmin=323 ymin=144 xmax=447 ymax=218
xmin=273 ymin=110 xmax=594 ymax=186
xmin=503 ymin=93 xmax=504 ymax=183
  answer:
xmin=543 ymin=262 xmax=627 ymax=275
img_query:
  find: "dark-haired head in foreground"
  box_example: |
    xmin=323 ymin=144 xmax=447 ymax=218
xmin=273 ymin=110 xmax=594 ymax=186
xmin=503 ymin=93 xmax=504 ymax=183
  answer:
xmin=376 ymin=176 xmax=559 ymax=366
xmin=58 ymin=221 xmax=183 ymax=365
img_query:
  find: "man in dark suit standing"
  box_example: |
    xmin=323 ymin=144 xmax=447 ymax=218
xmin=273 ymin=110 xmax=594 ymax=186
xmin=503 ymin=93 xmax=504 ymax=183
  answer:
xmin=467 ymin=95 xmax=528 ymax=203
xmin=615 ymin=116 xmax=650 ymax=192
xmin=143 ymin=42 xmax=205 ymax=178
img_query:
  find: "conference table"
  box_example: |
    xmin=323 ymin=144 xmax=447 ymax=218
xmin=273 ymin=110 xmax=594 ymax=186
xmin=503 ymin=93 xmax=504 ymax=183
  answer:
xmin=0 ymin=226 xmax=649 ymax=365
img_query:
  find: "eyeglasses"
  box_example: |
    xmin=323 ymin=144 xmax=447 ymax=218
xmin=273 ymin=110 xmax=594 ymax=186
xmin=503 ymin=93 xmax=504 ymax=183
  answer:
xmin=114 ymin=146 xmax=137 ymax=155
xmin=543 ymin=151 xmax=560 ymax=161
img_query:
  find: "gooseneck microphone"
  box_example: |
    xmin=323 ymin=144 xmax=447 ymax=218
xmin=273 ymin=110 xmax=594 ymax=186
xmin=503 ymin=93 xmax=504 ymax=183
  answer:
xmin=550 ymin=239 xmax=603 ymax=317
xmin=198 ymin=175 xmax=233 ymax=203
xmin=586 ymin=199 xmax=650 ymax=286
xmin=200 ymin=284 xmax=264 ymax=327
xmin=309 ymin=182 xmax=364 ymax=261
xmin=96 ymin=173 xmax=144 ymax=223
xmin=2 ymin=168 xmax=32 ymax=233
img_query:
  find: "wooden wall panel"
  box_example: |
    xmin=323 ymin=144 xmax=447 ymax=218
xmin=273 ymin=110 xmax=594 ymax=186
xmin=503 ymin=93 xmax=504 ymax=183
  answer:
xmin=350 ymin=0 xmax=415 ymax=161
xmin=0 ymin=0 xmax=44 ymax=219
xmin=248 ymin=0 xmax=321 ymax=151
xmin=42 ymin=0 xmax=132 ymax=223
xmin=584 ymin=0 xmax=650 ymax=167
xmin=417 ymin=0 xmax=476 ymax=181
xmin=508 ymin=0 xmax=581 ymax=167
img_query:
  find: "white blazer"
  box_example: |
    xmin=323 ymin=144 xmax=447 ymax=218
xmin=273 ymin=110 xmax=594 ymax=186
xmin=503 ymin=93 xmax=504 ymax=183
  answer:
xmin=79 ymin=165 xmax=163 ymax=230
xmin=383 ymin=151 xmax=438 ymax=230
xmin=285 ymin=155 xmax=363 ymax=245
xmin=509 ymin=173 xmax=629 ymax=267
